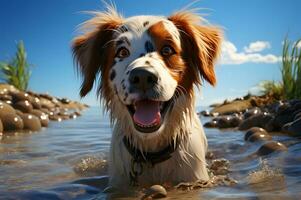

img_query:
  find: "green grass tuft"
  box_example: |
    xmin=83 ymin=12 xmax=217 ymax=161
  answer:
xmin=0 ymin=41 xmax=32 ymax=91
xmin=260 ymin=38 xmax=301 ymax=100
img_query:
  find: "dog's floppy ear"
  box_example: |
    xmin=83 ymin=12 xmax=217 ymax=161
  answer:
xmin=169 ymin=11 xmax=222 ymax=86
xmin=72 ymin=9 xmax=123 ymax=97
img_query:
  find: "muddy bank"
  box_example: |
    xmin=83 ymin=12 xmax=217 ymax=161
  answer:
xmin=0 ymin=83 xmax=88 ymax=134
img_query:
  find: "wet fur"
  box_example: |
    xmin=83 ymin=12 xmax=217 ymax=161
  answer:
xmin=72 ymin=5 xmax=222 ymax=188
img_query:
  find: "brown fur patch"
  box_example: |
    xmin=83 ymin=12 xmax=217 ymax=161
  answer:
xmin=168 ymin=11 xmax=222 ymax=86
xmin=72 ymin=11 xmax=123 ymax=98
xmin=147 ymin=22 xmax=188 ymax=88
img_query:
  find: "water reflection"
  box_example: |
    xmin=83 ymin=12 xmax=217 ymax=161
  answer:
xmin=0 ymin=107 xmax=301 ymax=199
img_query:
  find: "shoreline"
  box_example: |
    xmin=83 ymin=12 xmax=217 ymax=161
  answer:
xmin=199 ymin=94 xmax=300 ymax=155
xmin=0 ymin=83 xmax=88 ymax=134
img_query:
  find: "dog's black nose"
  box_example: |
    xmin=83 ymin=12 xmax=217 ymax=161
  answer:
xmin=129 ymin=68 xmax=158 ymax=91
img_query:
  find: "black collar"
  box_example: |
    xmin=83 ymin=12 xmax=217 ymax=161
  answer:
xmin=123 ymin=136 xmax=179 ymax=166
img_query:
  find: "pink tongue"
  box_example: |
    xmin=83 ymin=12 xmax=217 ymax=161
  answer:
xmin=133 ymin=100 xmax=161 ymax=126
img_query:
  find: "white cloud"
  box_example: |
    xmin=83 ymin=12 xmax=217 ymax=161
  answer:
xmin=219 ymin=41 xmax=280 ymax=65
xmin=243 ymin=41 xmax=271 ymax=53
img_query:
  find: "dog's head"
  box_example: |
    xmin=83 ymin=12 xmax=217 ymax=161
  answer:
xmin=72 ymin=7 xmax=222 ymax=140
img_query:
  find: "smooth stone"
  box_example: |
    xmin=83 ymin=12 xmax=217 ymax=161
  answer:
xmin=245 ymin=127 xmax=268 ymax=141
xmin=31 ymin=97 xmax=42 ymax=109
xmin=248 ymin=132 xmax=272 ymax=142
xmin=15 ymin=109 xmax=24 ymax=116
xmin=204 ymin=120 xmax=218 ymax=128
xmin=13 ymin=100 xmax=33 ymax=113
xmin=60 ymin=98 xmax=71 ymax=104
xmin=230 ymin=115 xmax=243 ymax=127
xmin=0 ymin=84 xmax=19 ymax=93
xmin=215 ymin=115 xmax=242 ymax=128
xmin=217 ymin=116 xmax=231 ymax=128
xmin=282 ymin=118 xmax=301 ymax=136
xmin=74 ymin=111 xmax=81 ymax=116
xmin=239 ymin=113 xmax=273 ymax=130
xmin=199 ymin=110 xmax=210 ymax=117
xmin=144 ymin=185 xmax=167 ymax=199
xmin=40 ymin=108 xmax=50 ymax=115
xmin=0 ymin=101 xmax=16 ymax=118
xmin=243 ymin=107 xmax=261 ymax=119
xmin=49 ymin=115 xmax=62 ymax=122
xmin=30 ymin=109 xmax=49 ymax=127
xmin=20 ymin=114 xmax=42 ymax=131
xmin=0 ymin=119 xmax=3 ymax=133
xmin=256 ymin=141 xmax=287 ymax=156
xmin=69 ymin=113 xmax=78 ymax=119
xmin=0 ymin=94 xmax=12 ymax=101
xmin=39 ymin=97 xmax=55 ymax=109
xmin=1 ymin=113 xmax=24 ymax=131
xmin=11 ymin=91 xmax=31 ymax=102
xmin=39 ymin=93 xmax=53 ymax=100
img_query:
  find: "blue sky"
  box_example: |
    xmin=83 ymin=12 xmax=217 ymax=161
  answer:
xmin=0 ymin=0 xmax=300 ymax=106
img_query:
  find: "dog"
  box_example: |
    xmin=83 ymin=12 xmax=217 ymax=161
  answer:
xmin=72 ymin=5 xmax=222 ymax=188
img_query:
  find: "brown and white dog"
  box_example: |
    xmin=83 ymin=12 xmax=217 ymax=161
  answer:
xmin=72 ymin=6 xmax=222 ymax=188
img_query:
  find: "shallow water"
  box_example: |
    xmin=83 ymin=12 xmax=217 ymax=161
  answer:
xmin=1 ymin=107 xmax=301 ymax=199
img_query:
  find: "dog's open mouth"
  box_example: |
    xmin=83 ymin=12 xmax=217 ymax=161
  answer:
xmin=127 ymin=99 xmax=172 ymax=133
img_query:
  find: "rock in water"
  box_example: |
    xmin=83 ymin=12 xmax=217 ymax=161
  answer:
xmin=282 ymin=118 xmax=301 ymax=137
xmin=239 ymin=113 xmax=273 ymax=130
xmin=143 ymin=185 xmax=167 ymax=199
xmin=256 ymin=141 xmax=287 ymax=156
xmin=20 ymin=114 xmax=42 ymax=131
xmin=30 ymin=109 xmax=49 ymax=127
xmin=244 ymin=127 xmax=271 ymax=142
xmin=1 ymin=113 xmax=24 ymax=131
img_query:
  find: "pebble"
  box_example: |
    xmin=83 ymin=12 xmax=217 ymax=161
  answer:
xmin=1 ymin=113 xmax=24 ymax=131
xmin=239 ymin=113 xmax=273 ymax=130
xmin=248 ymin=132 xmax=272 ymax=142
xmin=30 ymin=109 xmax=49 ymax=127
xmin=69 ymin=113 xmax=78 ymax=119
xmin=143 ymin=185 xmax=167 ymax=199
xmin=49 ymin=115 xmax=62 ymax=122
xmin=0 ymin=94 xmax=12 ymax=101
xmin=0 ymin=101 xmax=16 ymax=118
xmin=243 ymin=107 xmax=261 ymax=119
xmin=256 ymin=141 xmax=287 ymax=156
xmin=199 ymin=110 xmax=210 ymax=117
xmin=244 ymin=127 xmax=269 ymax=141
xmin=204 ymin=120 xmax=218 ymax=128
xmin=20 ymin=114 xmax=42 ymax=131
xmin=11 ymin=91 xmax=31 ymax=102
xmin=13 ymin=100 xmax=33 ymax=113
xmin=31 ymin=97 xmax=42 ymax=109
xmin=60 ymin=98 xmax=70 ymax=104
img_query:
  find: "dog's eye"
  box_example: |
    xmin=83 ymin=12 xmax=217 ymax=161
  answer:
xmin=116 ymin=47 xmax=130 ymax=58
xmin=161 ymin=45 xmax=175 ymax=56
